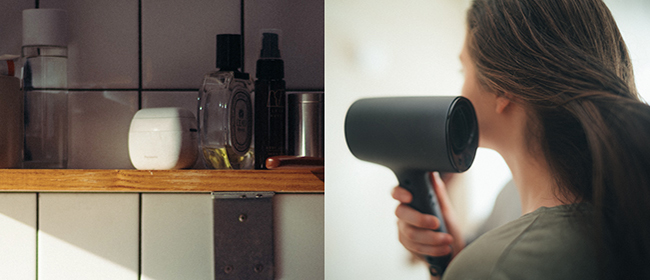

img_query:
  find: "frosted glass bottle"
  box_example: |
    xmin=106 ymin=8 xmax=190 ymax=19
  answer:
xmin=197 ymin=34 xmax=254 ymax=169
xmin=22 ymin=9 xmax=68 ymax=168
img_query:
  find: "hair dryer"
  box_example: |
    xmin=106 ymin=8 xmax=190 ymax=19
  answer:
xmin=344 ymin=96 xmax=479 ymax=276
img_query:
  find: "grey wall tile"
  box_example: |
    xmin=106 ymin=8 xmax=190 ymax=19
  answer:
xmin=245 ymin=0 xmax=324 ymax=90
xmin=142 ymin=91 xmax=198 ymax=112
xmin=68 ymin=91 xmax=139 ymax=169
xmin=0 ymin=1 xmax=35 ymax=56
xmin=142 ymin=0 xmax=240 ymax=89
xmin=40 ymin=0 xmax=139 ymax=88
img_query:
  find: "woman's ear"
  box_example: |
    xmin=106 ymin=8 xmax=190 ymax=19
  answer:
xmin=495 ymin=94 xmax=511 ymax=114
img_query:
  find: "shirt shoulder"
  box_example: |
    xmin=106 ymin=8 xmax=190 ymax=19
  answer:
xmin=443 ymin=205 xmax=597 ymax=280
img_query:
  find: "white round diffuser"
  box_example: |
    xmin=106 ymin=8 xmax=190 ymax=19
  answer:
xmin=128 ymin=107 xmax=198 ymax=169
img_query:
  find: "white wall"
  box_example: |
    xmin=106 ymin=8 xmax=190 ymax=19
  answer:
xmin=324 ymin=0 xmax=650 ymax=278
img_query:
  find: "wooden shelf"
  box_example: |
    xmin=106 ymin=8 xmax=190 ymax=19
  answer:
xmin=0 ymin=169 xmax=324 ymax=193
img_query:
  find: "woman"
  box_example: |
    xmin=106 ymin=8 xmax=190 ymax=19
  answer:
xmin=392 ymin=0 xmax=650 ymax=279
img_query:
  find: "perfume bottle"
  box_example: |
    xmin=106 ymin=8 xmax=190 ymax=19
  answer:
xmin=254 ymin=30 xmax=286 ymax=169
xmin=21 ymin=9 xmax=68 ymax=168
xmin=197 ymin=34 xmax=254 ymax=169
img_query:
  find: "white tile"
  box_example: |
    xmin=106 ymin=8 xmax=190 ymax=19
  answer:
xmin=141 ymin=194 xmax=214 ymax=280
xmin=142 ymin=0 xmax=240 ymax=89
xmin=68 ymin=91 xmax=139 ymax=169
xmin=275 ymin=194 xmax=324 ymax=279
xmin=38 ymin=193 xmax=139 ymax=280
xmin=40 ymin=0 xmax=139 ymax=88
xmin=0 ymin=1 xmax=35 ymax=56
xmin=245 ymin=0 xmax=324 ymax=90
xmin=0 ymin=193 xmax=36 ymax=280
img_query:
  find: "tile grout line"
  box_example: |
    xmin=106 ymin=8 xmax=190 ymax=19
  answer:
xmin=34 ymin=5 xmax=39 ymax=280
xmin=35 ymin=193 xmax=39 ymax=280
xmin=138 ymin=0 xmax=144 ymax=279
xmin=138 ymin=0 xmax=143 ymax=110
xmin=241 ymin=0 xmax=245 ymax=73
xmin=138 ymin=193 xmax=143 ymax=280
xmin=34 ymin=6 xmax=39 ymax=280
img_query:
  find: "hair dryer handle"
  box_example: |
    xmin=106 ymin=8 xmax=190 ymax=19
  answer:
xmin=396 ymin=170 xmax=452 ymax=277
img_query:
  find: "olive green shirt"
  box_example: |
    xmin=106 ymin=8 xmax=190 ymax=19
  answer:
xmin=443 ymin=204 xmax=597 ymax=280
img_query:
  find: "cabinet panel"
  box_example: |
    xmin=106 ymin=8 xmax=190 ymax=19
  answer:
xmin=38 ymin=193 xmax=139 ymax=279
xmin=0 ymin=193 xmax=36 ymax=280
xmin=141 ymin=194 xmax=214 ymax=280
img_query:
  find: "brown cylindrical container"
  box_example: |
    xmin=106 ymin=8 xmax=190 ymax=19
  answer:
xmin=287 ymin=92 xmax=324 ymax=158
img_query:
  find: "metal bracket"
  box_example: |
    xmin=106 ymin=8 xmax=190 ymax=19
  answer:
xmin=212 ymin=192 xmax=275 ymax=279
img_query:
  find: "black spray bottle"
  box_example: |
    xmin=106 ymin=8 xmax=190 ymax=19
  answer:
xmin=254 ymin=31 xmax=286 ymax=169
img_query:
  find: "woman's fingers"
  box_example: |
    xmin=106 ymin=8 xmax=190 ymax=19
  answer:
xmin=392 ymin=181 xmax=461 ymax=258
xmin=397 ymin=218 xmax=453 ymax=256
xmin=391 ymin=186 xmax=413 ymax=204
xmin=430 ymin=172 xmax=466 ymax=256
xmin=395 ymin=203 xmax=439 ymax=230
xmin=431 ymin=172 xmax=453 ymax=215
xmin=394 ymin=200 xmax=454 ymax=257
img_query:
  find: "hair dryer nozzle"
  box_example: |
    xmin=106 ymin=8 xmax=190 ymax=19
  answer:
xmin=344 ymin=96 xmax=478 ymax=173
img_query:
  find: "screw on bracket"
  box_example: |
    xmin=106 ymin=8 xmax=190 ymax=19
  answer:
xmin=238 ymin=214 xmax=247 ymax=222
xmin=224 ymin=265 xmax=233 ymax=274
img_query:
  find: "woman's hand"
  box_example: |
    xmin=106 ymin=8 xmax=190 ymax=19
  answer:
xmin=392 ymin=172 xmax=465 ymax=259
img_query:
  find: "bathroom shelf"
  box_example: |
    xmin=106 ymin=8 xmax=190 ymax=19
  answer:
xmin=0 ymin=169 xmax=324 ymax=193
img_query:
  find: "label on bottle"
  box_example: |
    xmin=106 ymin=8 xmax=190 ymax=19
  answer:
xmin=230 ymin=89 xmax=252 ymax=155
xmin=267 ymin=88 xmax=285 ymax=152
xmin=268 ymin=88 xmax=284 ymax=108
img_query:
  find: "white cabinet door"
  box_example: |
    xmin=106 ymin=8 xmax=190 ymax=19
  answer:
xmin=38 ymin=193 xmax=139 ymax=280
xmin=0 ymin=193 xmax=37 ymax=280
xmin=141 ymin=194 xmax=214 ymax=280
xmin=275 ymin=194 xmax=325 ymax=280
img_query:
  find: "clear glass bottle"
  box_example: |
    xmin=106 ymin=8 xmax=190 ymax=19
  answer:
xmin=197 ymin=34 xmax=255 ymax=169
xmin=22 ymin=9 xmax=68 ymax=169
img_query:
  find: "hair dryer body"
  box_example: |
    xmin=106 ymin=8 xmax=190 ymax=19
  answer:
xmin=344 ymin=96 xmax=479 ymax=276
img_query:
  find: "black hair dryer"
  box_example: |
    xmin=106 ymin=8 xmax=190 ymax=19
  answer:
xmin=344 ymin=96 xmax=479 ymax=277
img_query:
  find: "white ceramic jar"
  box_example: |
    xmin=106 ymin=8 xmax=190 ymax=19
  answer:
xmin=128 ymin=107 xmax=198 ymax=170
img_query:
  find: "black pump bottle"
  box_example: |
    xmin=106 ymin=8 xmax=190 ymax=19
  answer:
xmin=254 ymin=31 xmax=286 ymax=169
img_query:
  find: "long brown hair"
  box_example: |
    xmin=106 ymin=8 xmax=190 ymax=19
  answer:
xmin=466 ymin=0 xmax=650 ymax=278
